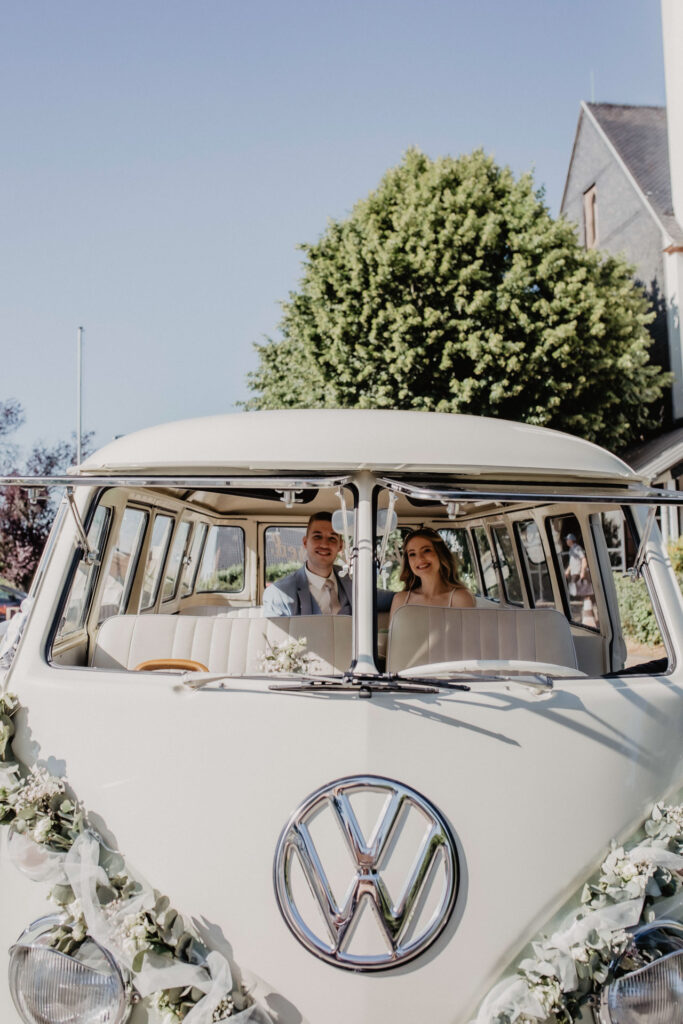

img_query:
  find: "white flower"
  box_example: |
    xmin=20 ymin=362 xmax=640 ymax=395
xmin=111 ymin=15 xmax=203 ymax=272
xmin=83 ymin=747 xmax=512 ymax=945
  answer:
xmin=32 ymin=816 xmax=52 ymax=843
xmin=15 ymin=766 xmax=64 ymax=812
xmin=110 ymin=911 xmax=152 ymax=959
xmin=260 ymin=637 xmax=313 ymax=675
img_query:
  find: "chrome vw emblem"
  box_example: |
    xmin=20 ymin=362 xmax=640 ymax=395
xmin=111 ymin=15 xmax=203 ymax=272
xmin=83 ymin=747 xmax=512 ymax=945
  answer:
xmin=273 ymin=776 xmax=458 ymax=970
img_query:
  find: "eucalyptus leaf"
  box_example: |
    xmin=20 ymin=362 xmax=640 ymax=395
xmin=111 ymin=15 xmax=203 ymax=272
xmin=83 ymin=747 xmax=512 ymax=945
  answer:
xmin=132 ymin=950 xmax=146 ymax=973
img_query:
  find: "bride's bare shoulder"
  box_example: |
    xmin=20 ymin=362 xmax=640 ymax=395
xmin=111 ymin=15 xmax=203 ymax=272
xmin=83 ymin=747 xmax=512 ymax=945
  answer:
xmin=389 ymin=590 xmax=410 ymax=619
xmin=452 ymin=586 xmax=476 ymax=608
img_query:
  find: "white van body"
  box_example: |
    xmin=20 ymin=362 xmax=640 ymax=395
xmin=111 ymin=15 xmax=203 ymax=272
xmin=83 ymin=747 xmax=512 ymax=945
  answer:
xmin=1 ymin=409 xmax=683 ymax=1024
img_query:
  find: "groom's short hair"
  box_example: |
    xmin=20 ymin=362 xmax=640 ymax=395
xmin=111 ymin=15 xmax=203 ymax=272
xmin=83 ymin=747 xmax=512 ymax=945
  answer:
xmin=306 ymin=511 xmax=335 ymax=535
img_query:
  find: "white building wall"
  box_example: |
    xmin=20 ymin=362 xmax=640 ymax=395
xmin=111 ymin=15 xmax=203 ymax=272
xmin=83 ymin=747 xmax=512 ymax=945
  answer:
xmin=662 ymin=0 xmax=683 ymax=420
xmin=662 ymin=0 xmax=683 ymax=221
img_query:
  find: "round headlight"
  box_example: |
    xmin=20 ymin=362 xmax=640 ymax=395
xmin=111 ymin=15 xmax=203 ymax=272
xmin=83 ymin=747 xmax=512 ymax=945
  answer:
xmin=595 ymin=919 xmax=683 ymax=1024
xmin=8 ymin=915 xmax=130 ymax=1024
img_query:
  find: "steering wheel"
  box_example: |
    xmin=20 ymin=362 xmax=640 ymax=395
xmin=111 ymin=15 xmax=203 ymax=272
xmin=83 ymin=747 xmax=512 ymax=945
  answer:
xmin=400 ymin=659 xmax=586 ymax=679
xmin=134 ymin=658 xmax=209 ymax=673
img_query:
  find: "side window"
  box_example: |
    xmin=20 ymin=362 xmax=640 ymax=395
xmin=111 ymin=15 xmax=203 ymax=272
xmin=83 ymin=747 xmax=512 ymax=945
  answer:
xmin=491 ymin=525 xmax=523 ymax=604
xmin=140 ymin=514 xmax=174 ymax=610
xmin=473 ymin=527 xmax=499 ymax=601
xmin=264 ymin=526 xmax=305 ymax=586
xmin=377 ymin=526 xmax=411 ymax=592
xmin=515 ymin=519 xmax=554 ymax=608
xmin=548 ymin=514 xmax=600 ymax=630
xmin=597 ymin=510 xmax=666 ymax=672
xmin=161 ymin=521 xmax=191 ymax=603
xmin=601 ymin=510 xmax=629 ymax=571
xmin=438 ymin=528 xmax=480 ymax=595
xmin=55 ymin=505 xmax=111 ymax=641
xmin=99 ymin=507 xmax=148 ymax=623
xmin=196 ymin=526 xmax=245 ymax=593
xmin=180 ymin=522 xmax=207 ymax=597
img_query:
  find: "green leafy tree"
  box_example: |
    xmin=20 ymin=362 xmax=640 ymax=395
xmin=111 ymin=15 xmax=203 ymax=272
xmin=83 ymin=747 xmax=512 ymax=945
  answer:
xmin=245 ymin=149 xmax=669 ymax=451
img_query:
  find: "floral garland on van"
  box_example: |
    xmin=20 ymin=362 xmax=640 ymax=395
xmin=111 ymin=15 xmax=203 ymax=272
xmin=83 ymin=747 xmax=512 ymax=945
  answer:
xmin=473 ymin=802 xmax=683 ymax=1023
xmin=0 ymin=692 xmax=262 ymax=1024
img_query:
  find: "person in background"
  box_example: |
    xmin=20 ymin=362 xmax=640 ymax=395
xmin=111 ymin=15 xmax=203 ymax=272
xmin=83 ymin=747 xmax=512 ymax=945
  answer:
xmin=564 ymin=531 xmax=597 ymax=626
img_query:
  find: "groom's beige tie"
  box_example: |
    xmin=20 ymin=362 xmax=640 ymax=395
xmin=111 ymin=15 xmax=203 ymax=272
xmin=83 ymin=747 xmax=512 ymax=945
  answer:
xmin=319 ymin=577 xmax=341 ymax=614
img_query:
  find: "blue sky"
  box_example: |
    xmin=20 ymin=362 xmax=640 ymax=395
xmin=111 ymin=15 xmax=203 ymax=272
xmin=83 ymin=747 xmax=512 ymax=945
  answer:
xmin=0 ymin=0 xmax=666 ymax=458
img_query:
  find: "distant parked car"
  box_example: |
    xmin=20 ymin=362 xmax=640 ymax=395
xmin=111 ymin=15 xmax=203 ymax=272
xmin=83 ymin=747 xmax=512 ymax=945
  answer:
xmin=0 ymin=582 xmax=27 ymax=619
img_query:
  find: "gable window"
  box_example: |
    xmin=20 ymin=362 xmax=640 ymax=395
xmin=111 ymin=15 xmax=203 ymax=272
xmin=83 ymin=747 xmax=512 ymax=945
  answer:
xmin=583 ymin=184 xmax=597 ymax=248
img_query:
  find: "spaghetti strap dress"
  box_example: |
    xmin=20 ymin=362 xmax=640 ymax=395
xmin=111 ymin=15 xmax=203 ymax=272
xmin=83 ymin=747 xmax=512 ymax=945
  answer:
xmin=405 ymin=587 xmax=460 ymax=607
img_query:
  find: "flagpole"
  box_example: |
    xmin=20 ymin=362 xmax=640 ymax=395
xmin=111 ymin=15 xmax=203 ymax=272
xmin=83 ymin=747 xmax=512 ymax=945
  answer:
xmin=77 ymin=326 xmax=84 ymax=466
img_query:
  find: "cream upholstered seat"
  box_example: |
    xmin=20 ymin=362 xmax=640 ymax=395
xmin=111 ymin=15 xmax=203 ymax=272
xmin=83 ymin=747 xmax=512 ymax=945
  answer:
xmin=92 ymin=614 xmax=351 ymax=676
xmin=178 ymin=605 xmax=265 ymax=617
xmin=387 ymin=606 xmax=578 ymax=673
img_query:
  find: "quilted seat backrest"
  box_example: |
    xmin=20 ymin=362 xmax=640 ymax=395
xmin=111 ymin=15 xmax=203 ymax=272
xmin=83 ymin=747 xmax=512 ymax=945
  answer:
xmin=92 ymin=614 xmax=352 ymax=676
xmin=387 ymin=606 xmax=578 ymax=673
xmin=177 ymin=605 xmax=265 ymax=617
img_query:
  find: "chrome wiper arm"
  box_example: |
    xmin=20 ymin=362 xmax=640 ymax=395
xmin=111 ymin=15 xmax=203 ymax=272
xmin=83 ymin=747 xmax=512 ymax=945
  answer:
xmin=180 ymin=670 xmax=438 ymax=695
xmin=182 ymin=667 xmax=549 ymax=695
xmin=269 ymin=670 xmax=471 ymax=697
xmin=400 ymin=668 xmax=555 ymax=692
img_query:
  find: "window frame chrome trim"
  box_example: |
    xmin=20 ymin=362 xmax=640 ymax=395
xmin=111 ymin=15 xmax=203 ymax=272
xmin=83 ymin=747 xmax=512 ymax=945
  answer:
xmin=379 ymin=476 xmax=683 ymax=506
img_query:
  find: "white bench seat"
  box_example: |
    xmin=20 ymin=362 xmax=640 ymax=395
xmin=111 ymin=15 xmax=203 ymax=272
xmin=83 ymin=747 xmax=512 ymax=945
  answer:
xmin=92 ymin=614 xmax=351 ymax=676
xmin=178 ymin=605 xmax=265 ymax=617
xmin=387 ymin=606 xmax=578 ymax=673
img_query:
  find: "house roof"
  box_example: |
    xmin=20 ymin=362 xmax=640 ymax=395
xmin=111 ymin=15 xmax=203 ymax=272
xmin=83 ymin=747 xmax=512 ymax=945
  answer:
xmin=624 ymin=425 xmax=683 ymax=482
xmin=581 ymin=102 xmax=683 ymax=244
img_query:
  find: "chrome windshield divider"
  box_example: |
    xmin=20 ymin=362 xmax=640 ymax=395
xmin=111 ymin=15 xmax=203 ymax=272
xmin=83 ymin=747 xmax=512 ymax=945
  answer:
xmin=65 ymin=487 xmax=97 ymax=562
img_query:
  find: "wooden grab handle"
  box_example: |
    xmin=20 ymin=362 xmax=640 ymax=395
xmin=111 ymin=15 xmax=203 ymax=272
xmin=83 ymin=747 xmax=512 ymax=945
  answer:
xmin=134 ymin=658 xmax=209 ymax=673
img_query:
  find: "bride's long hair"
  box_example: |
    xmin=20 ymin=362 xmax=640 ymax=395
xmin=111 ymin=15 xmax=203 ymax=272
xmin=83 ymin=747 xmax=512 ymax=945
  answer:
xmin=399 ymin=528 xmax=463 ymax=591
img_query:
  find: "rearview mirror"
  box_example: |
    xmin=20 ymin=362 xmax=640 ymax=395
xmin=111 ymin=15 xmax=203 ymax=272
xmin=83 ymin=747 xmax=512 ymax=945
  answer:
xmin=332 ymin=509 xmax=355 ymax=535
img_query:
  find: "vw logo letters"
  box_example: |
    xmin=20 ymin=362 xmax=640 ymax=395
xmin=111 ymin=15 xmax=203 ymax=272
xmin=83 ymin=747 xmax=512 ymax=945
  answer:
xmin=273 ymin=776 xmax=458 ymax=970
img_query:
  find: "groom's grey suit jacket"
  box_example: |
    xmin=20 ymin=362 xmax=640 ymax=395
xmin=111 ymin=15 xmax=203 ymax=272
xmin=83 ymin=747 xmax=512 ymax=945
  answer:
xmin=263 ymin=565 xmax=352 ymax=617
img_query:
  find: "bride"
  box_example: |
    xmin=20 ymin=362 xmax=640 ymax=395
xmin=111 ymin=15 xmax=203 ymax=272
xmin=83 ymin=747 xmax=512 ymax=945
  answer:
xmin=389 ymin=528 xmax=476 ymax=620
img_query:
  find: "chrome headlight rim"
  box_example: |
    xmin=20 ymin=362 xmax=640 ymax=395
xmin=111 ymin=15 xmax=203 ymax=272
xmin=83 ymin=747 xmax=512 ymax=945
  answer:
xmin=594 ymin=918 xmax=683 ymax=1024
xmin=8 ymin=913 xmax=132 ymax=1024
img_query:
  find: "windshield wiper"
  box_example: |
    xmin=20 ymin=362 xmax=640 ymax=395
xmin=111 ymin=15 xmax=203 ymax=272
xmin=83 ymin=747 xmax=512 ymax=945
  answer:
xmin=268 ymin=670 xmax=471 ymax=697
xmin=183 ymin=668 xmax=552 ymax=696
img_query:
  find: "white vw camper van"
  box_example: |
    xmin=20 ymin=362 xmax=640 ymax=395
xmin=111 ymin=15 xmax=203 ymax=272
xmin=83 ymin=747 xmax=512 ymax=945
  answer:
xmin=1 ymin=409 xmax=683 ymax=1024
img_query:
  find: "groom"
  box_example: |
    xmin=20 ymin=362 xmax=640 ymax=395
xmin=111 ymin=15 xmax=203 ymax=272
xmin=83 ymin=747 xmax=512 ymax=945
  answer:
xmin=263 ymin=512 xmax=352 ymax=617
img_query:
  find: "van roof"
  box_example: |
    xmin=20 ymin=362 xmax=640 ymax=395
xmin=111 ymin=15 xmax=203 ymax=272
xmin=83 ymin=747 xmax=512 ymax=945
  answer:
xmin=77 ymin=410 xmax=641 ymax=485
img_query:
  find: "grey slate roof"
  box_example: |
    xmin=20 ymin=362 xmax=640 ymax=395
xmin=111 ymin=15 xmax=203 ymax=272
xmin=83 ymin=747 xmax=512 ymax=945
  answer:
xmin=624 ymin=425 xmax=683 ymax=482
xmin=586 ymin=102 xmax=683 ymax=244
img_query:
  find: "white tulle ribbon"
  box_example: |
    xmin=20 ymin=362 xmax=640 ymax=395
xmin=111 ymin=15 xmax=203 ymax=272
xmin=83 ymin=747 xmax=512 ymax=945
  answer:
xmin=63 ymin=833 xmax=247 ymax=1015
xmin=543 ymin=897 xmax=644 ymax=992
xmin=627 ymin=842 xmax=683 ymax=871
xmin=472 ymin=975 xmax=547 ymax=1023
xmin=472 ymin=897 xmax=647 ymax=1023
xmin=183 ymin=950 xmax=233 ymax=1024
xmin=0 ymin=597 xmax=34 ymax=671
xmin=6 ymin=830 xmax=68 ymax=883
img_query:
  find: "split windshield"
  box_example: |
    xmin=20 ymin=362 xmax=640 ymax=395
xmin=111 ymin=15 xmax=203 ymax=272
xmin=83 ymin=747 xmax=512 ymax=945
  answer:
xmin=36 ymin=474 xmax=674 ymax=684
